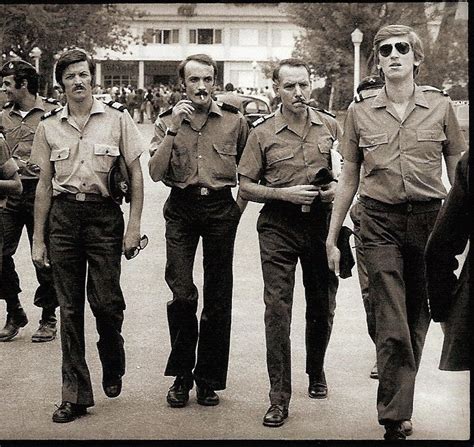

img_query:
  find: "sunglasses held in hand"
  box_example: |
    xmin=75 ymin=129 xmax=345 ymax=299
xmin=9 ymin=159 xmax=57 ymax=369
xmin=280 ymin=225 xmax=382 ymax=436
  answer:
xmin=379 ymin=42 xmax=411 ymax=58
xmin=125 ymin=235 xmax=149 ymax=260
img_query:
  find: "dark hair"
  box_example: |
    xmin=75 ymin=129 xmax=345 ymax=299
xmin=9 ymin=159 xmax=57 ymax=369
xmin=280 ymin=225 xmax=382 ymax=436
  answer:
xmin=177 ymin=54 xmax=218 ymax=81
xmin=373 ymin=25 xmax=424 ymax=80
xmin=0 ymin=60 xmax=39 ymax=95
xmin=55 ymin=49 xmax=96 ymax=89
xmin=272 ymin=58 xmax=311 ymax=83
xmin=224 ymin=82 xmax=234 ymax=92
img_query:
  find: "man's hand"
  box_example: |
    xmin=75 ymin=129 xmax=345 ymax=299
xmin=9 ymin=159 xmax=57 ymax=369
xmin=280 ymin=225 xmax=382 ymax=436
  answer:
xmin=123 ymin=228 xmax=141 ymax=258
xmin=283 ymin=185 xmax=319 ymax=205
xmin=319 ymin=181 xmax=338 ymax=203
xmin=32 ymin=240 xmax=50 ymax=270
xmin=170 ymin=100 xmax=195 ymax=131
xmin=326 ymin=242 xmax=340 ymax=277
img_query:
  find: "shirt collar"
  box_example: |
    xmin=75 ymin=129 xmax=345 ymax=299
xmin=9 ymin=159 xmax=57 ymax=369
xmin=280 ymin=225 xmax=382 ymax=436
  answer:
xmin=60 ymin=96 xmax=105 ymax=120
xmin=9 ymin=95 xmax=45 ymax=115
xmin=372 ymin=84 xmax=429 ymax=109
xmin=182 ymin=99 xmax=222 ymax=123
xmin=274 ymin=104 xmax=322 ymax=134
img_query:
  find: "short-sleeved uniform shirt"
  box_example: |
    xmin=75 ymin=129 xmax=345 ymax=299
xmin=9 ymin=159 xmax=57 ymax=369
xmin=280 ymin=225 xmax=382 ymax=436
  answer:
xmin=342 ymin=85 xmax=466 ymax=204
xmin=150 ymin=100 xmax=249 ymax=189
xmin=0 ymin=137 xmax=18 ymax=207
xmin=238 ymin=105 xmax=341 ymax=187
xmin=30 ymin=98 xmax=144 ymax=197
xmin=0 ymin=96 xmax=59 ymax=179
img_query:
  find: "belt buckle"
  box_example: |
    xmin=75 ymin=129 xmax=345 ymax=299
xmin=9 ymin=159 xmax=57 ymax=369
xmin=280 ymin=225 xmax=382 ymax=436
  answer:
xmin=75 ymin=192 xmax=86 ymax=202
xmin=200 ymin=187 xmax=210 ymax=196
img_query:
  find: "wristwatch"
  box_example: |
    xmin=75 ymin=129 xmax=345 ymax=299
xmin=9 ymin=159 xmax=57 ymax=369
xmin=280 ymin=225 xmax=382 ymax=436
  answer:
xmin=166 ymin=128 xmax=178 ymax=137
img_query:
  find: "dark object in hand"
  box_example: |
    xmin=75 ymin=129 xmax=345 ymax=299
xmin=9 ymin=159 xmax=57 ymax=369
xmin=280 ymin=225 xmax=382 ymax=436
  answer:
xmin=337 ymin=226 xmax=355 ymax=279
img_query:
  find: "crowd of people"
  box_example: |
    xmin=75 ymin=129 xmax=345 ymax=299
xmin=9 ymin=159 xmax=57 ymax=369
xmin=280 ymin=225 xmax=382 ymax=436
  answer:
xmin=0 ymin=23 xmax=469 ymax=442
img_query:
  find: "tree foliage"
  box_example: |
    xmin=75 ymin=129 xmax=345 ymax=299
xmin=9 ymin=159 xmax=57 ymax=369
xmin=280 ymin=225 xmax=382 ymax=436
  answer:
xmin=0 ymin=4 xmax=142 ymax=95
xmin=282 ymin=2 xmax=468 ymax=109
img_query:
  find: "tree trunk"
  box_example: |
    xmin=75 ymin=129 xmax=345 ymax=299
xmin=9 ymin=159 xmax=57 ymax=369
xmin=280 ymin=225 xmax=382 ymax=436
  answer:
xmin=328 ymin=83 xmax=335 ymax=112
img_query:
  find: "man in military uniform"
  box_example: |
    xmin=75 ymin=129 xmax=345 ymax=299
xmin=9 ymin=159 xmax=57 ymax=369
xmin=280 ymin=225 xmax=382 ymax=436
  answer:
xmin=238 ymin=58 xmax=340 ymax=427
xmin=31 ymin=49 xmax=144 ymax=423
xmin=0 ymin=60 xmax=59 ymax=342
xmin=149 ymin=53 xmax=248 ymax=408
xmin=326 ymin=25 xmax=466 ymax=440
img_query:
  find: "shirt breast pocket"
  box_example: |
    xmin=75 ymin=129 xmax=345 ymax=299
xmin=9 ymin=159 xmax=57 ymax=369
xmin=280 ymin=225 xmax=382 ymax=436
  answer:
xmin=265 ymin=148 xmax=295 ymax=184
xmin=416 ymin=129 xmax=446 ymax=165
xmin=212 ymin=143 xmax=237 ymax=180
xmin=50 ymin=147 xmax=72 ymax=177
xmin=93 ymin=144 xmax=120 ymax=173
xmin=359 ymin=133 xmax=389 ymax=175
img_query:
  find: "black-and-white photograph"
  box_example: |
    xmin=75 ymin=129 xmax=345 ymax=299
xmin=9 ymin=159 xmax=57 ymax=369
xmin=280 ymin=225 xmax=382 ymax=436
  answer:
xmin=0 ymin=2 xmax=469 ymax=444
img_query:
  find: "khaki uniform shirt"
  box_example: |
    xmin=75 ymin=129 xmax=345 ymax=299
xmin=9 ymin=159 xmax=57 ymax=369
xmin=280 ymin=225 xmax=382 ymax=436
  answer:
xmin=0 ymin=96 xmax=59 ymax=179
xmin=30 ymin=98 xmax=144 ymax=197
xmin=342 ymin=85 xmax=466 ymax=204
xmin=0 ymin=137 xmax=18 ymax=207
xmin=238 ymin=105 xmax=341 ymax=187
xmin=150 ymin=100 xmax=249 ymax=189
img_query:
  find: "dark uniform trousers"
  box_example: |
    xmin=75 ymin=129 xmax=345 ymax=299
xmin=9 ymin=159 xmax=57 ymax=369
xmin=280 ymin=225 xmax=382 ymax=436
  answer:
xmin=49 ymin=197 xmax=125 ymax=407
xmin=349 ymin=201 xmax=375 ymax=343
xmin=257 ymin=200 xmax=338 ymax=407
xmin=1 ymin=179 xmax=57 ymax=313
xmin=163 ymin=187 xmax=241 ymax=390
xmin=359 ymin=196 xmax=440 ymax=425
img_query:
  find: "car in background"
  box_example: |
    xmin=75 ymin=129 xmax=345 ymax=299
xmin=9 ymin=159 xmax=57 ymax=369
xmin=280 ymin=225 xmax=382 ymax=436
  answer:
xmin=452 ymin=100 xmax=469 ymax=145
xmin=215 ymin=93 xmax=271 ymax=125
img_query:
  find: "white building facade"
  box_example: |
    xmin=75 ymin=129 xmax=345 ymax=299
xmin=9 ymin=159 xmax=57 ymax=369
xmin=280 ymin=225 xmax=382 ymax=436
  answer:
xmin=93 ymin=3 xmax=303 ymax=90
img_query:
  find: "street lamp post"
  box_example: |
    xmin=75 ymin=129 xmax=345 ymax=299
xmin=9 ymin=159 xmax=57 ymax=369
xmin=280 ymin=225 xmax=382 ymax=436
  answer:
xmin=252 ymin=60 xmax=258 ymax=91
xmin=29 ymin=47 xmax=42 ymax=73
xmin=351 ymin=28 xmax=363 ymax=96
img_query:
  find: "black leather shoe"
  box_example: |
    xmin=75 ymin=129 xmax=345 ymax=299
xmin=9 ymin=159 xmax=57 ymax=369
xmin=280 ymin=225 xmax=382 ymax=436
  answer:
xmin=103 ymin=376 xmax=122 ymax=398
xmin=370 ymin=362 xmax=379 ymax=380
xmin=384 ymin=421 xmax=407 ymax=440
xmin=196 ymin=385 xmax=219 ymax=406
xmin=32 ymin=319 xmax=57 ymax=343
xmin=0 ymin=309 xmax=28 ymax=342
xmin=400 ymin=420 xmax=413 ymax=436
xmin=308 ymin=372 xmax=328 ymax=399
xmin=167 ymin=376 xmax=193 ymax=408
xmin=263 ymin=404 xmax=288 ymax=427
xmin=52 ymin=401 xmax=87 ymax=423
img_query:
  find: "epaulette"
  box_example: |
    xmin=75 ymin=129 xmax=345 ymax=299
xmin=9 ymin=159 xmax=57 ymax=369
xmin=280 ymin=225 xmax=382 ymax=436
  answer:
xmin=106 ymin=100 xmax=126 ymax=112
xmin=43 ymin=97 xmax=60 ymax=105
xmin=252 ymin=112 xmax=275 ymax=128
xmin=41 ymin=106 xmax=63 ymax=120
xmin=2 ymin=101 xmax=13 ymax=109
xmin=421 ymin=86 xmax=449 ymax=96
xmin=217 ymin=101 xmax=239 ymax=114
xmin=315 ymin=108 xmax=335 ymax=118
xmin=354 ymin=89 xmax=380 ymax=103
xmin=159 ymin=107 xmax=173 ymax=118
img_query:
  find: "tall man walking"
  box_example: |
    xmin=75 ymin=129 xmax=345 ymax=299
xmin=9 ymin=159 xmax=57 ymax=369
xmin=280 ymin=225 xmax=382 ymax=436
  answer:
xmin=149 ymin=54 xmax=248 ymax=408
xmin=31 ymin=49 xmax=144 ymax=423
xmin=326 ymin=25 xmax=465 ymax=440
xmin=0 ymin=60 xmax=59 ymax=342
xmin=238 ymin=58 xmax=340 ymax=427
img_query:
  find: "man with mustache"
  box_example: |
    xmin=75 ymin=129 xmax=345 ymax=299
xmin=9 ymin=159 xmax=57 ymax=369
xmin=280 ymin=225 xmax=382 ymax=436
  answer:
xmin=149 ymin=54 xmax=249 ymax=408
xmin=326 ymin=25 xmax=466 ymax=440
xmin=0 ymin=60 xmax=59 ymax=342
xmin=31 ymin=48 xmax=144 ymax=423
xmin=238 ymin=58 xmax=340 ymax=427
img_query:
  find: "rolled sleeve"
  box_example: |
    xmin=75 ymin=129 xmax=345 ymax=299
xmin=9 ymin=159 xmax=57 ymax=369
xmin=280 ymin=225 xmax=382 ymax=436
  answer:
xmin=443 ymin=101 xmax=468 ymax=156
xmin=236 ymin=114 xmax=250 ymax=163
xmin=237 ymin=130 xmax=264 ymax=182
xmin=149 ymin=117 xmax=167 ymax=157
xmin=340 ymin=104 xmax=362 ymax=163
xmin=30 ymin=122 xmax=51 ymax=171
xmin=120 ymin=110 xmax=145 ymax=166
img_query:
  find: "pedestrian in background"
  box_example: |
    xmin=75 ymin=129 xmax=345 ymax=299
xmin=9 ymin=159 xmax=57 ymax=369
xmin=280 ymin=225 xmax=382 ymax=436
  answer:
xmin=239 ymin=58 xmax=340 ymax=428
xmin=149 ymin=53 xmax=248 ymax=409
xmin=326 ymin=25 xmax=466 ymax=440
xmin=31 ymin=48 xmax=145 ymax=423
xmin=0 ymin=60 xmax=60 ymax=343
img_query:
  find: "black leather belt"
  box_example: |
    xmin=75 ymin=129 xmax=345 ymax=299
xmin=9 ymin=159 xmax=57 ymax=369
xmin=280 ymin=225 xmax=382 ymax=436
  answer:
xmin=262 ymin=198 xmax=331 ymax=215
xmin=359 ymin=196 xmax=441 ymax=214
xmin=171 ymin=186 xmax=232 ymax=199
xmin=56 ymin=193 xmax=110 ymax=203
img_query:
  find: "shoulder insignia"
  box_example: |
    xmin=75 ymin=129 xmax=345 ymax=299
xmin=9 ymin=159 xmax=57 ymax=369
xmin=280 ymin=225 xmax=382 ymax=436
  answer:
xmin=41 ymin=106 xmax=63 ymax=120
xmin=252 ymin=112 xmax=275 ymax=128
xmin=354 ymin=89 xmax=379 ymax=103
xmin=316 ymin=108 xmax=335 ymax=118
xmin=354 ymin=93 xmax=363 ymax=103
xmin=159 ymin=107 xmax=173 ymax=118
xmin=106 ymin=100 xmax=126 ymax=112
xmin=217 ymin=101 xmax=239 ymax=114
xmin=421 ymin=86 xmax=450 ymax=96
xmin=2 ymin=101 xmax=13 ymax=109
xmin=43 ymin=97 xmax=60 ymax=105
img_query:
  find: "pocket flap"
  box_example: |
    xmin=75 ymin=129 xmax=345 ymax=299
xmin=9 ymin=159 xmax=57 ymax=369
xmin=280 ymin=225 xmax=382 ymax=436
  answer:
xmin=267 ymin=148 xmax=294 ymax=166
xmin=213 ymin=143 xmax=237 ymax=156
xmin=50 ymin=148 xmax=70 ymax=161
xmin=417 ymin=129 xmax=446 ymax=142
xmin=94 ymin=144 xmax=120 ymax=156
xmin=359 ymin=133 xmax=388 ymax=148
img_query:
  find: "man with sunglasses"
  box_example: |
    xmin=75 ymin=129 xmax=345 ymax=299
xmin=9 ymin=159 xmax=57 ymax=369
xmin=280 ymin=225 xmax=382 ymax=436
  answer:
xmin=0 ymin=60 xmax=60 ymax=343
xmin=326 ymin=25 xmax=466 ymax=440
xmin=30 ymin=49 xmax=145 ymax=423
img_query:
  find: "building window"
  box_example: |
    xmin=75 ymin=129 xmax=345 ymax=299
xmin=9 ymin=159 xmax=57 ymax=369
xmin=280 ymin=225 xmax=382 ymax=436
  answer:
xmin=189 ymin=28 xmax=223 ymax=44
xmin=239 ymin=29 xmax=258 ymax=46
xmin=145 ymin=29 xmax=179 ymax=44
xmin=104 ymin=75 xmax=137 ymax=89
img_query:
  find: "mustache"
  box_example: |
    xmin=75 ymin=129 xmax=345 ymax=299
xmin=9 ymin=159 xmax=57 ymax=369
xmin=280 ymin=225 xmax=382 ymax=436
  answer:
xmin=294 ymin=95 xmax=310 ymax=105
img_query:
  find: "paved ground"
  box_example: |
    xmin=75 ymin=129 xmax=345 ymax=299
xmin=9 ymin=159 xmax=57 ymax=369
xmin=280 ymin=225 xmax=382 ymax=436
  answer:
xmin=0 ymin=122 xmax=469 ymax=444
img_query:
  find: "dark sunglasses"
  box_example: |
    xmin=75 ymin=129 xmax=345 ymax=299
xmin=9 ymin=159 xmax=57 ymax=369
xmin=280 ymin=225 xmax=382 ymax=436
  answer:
xmin=379 ymin=42 xmax=411 ymax=58
xmin=125 ymin=234 xmax=149 ymax=260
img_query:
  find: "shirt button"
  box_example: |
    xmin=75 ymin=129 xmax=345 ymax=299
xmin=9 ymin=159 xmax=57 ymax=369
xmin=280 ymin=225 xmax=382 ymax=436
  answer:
xmin=198 ymin=132 xmax=202 ymax=136
xmin=198 ymin=155 xmax=202 ymax=159
xmin=79 ymin=136 xmax=83 ymax=140
xmin=81 ymin=160 xmax=84 ymax=164
xmin=82 ymin=183 xmax=86 ymax=186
